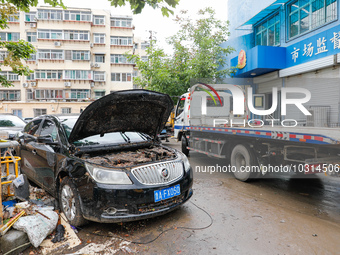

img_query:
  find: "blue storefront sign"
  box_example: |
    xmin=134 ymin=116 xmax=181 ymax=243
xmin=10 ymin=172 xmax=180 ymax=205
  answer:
xmin=286 ymin=24 xmax=340 ymax=67
xmin=232 ymin=24 xmax=340 ymax=77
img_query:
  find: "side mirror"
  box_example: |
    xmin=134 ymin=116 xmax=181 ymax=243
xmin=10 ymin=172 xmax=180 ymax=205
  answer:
xmin=37 ymin=135 xmax=59 ymax=146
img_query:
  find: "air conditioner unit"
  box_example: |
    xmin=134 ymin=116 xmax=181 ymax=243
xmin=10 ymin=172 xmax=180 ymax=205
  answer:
xmin=90 ymin=82 xmax=95 ymax=87
xmin=90 ymin=43 xmax=94 ymax=48
xmin=90 ymin=63 xmax=94 ymax=67
xmin=64 ymin=82 xmax=71 ymax=87
xmin=54 ymin=41 xmax=61 ymax=47
xmin=29 ymin=23 xmax=36 ymax=28
xmin=94 ymin=63 xmax=100 ymax=68
xmin=22 ymin=83 xmax=28 ymax=88
xmin=31 ymin=82 xmax=37 ymax=87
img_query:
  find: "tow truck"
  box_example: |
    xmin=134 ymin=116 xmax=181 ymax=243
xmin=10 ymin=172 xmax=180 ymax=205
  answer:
xmin=174 ymin=83 xmax=340 ymax=181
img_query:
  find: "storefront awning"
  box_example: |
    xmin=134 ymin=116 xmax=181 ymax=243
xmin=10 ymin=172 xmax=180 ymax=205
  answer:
xmin=237 ymin=0 xmax=290 ymax=28
xmin=231 ymin=46 xmax=286 ymax=78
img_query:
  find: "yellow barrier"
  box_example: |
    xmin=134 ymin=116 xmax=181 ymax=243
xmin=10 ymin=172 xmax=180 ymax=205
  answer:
xmin=1 ymin=156 xmax=21 ymax=197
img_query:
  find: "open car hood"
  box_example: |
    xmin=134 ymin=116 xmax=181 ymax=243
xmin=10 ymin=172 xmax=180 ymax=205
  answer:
xmin=68 ymin=90 xmax=173 ymax=143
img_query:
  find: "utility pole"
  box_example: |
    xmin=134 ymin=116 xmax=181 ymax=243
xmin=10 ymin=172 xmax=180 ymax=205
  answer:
xmin=148 ymin=30 xmax=157 ymax=55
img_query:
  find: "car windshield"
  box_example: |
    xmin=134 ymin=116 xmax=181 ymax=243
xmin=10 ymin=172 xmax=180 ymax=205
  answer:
xmin=60 ymin=116 xmax=150 ymax=146
xmin=0 ymin=115 xmax=26 ymax=128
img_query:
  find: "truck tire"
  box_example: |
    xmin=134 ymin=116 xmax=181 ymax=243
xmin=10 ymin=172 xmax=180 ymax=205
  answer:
xmin=181 ymin=135 xmax=189 ymax=156
xmin=231 ymin=144 xmax=259 ymax=182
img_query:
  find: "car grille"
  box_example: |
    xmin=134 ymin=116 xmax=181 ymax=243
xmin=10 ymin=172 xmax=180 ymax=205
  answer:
xmin=131 ymin=161 xmax=184 ymax=185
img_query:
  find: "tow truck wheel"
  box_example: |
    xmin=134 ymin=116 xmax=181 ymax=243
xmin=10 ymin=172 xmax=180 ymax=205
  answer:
xmin=181 ymin=135 xmax=189 ymax=156
xmin=231 ymin=144 xmax=258 ymax=182
xmin=59 ymin=177 xmax=88 ymax=227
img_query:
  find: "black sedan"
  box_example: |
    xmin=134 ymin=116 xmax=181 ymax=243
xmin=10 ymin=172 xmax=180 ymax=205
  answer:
xmin=19 ymin=90 xmax=193 ymax=226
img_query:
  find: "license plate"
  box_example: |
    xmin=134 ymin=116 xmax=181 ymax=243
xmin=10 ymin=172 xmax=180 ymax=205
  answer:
xmin=154 ymin=184 xmax=180 ymax=202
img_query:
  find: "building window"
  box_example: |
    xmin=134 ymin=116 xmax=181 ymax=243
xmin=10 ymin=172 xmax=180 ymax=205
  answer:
xmin=0 ymin=72 xmax=19 ymax=81
xmin=67 ymin=89 xmax=90 ymax=99
xmin=64 ymin=30 xmax=89 ymax=41
xmin=93 ymin=15 xmax=105 ymax=25
xmin=0 ymin=90 xmax=20 ymax=100
xmin=64 ymin=11 xmax=91 ymax=21
xmin=33 ymin=108 xmax=47 ymax=117
xmin=0 ymin=51 xmax=8 ymax=61
xmin=255 ymin=13 xmax=280 ymax=46
xmin=141 ymin=56 xmax=148 ymax=62
xmin=94 ymin=71 xmax=105 ymax=81
xmin=37 ymin=9 xmax=62 ymax=20
xmin=37 ymin=29 xmax=62 ymax=40
xmin=141 ymin=42 xmax=150 ymax=50
xmin=27 ymin=89 xmax=33 ymax=100
xmin=93 ymin=33 xmax=105 ymax=44
xmin=26 ymin=73 xmax=35 ymax=80
xmin=94 ymin=54 xmax=105 ymax=63
xmin=72 ymin=50 xmax=90 ymax=60
xmin=111 ymin=73 xmax=132 ymax=82
xmin=25 ymin=12 xmax=36 ymax=22
xmin=0 ymin=32 xmax=20 ymax=42
xmin=61 ymin=107 xmax=71 ymax=114
xmin=35 ymin=89 xmax=63 ymax=99
xmin=26 ymin=53 xmax=36 ymax=61
xmin=94 ymin=91 xmax=105 ymax=99
xmin=110 ymin=18 xmax=132 ymax=28
xmin=110 ymin=54 xmax=133 ymax=64
xmin=35 ymin=70 xmax=63 ymax=79
xmin=288 ymin=0 xmax=337 ymax=39
xmin=38 ymin=50 xmax=63 ymax=60
xmin=12 ymin=109 xmax=22 ymax=118
xmin=64 ymin=70 xmax=92 ymax=80
xmin=27 ymin=32 xmax=37 ymax=42
xmin=7 ymin=13 xmax=19 ymax=22
xmin=110 ymin=36 xmax=133 ymax=46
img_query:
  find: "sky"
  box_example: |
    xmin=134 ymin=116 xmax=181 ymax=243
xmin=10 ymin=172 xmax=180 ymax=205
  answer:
xmin=42 ymin=0 xmax=229 ymax=54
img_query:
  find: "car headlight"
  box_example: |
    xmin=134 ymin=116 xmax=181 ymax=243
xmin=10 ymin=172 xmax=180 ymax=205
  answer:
xmin=178 ymin=152 xmax=191 ymax=172
xmin=85 ymin=163 xmax=132 ymax=185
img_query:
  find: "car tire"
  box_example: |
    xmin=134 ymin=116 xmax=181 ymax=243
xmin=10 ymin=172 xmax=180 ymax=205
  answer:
xmin=181 ymin=135 xmax=189 ymax=156
xmin=59 ymin=177 xmax=87 ymax=227
xmin=231 ymin=144 xmax=259 ymax=182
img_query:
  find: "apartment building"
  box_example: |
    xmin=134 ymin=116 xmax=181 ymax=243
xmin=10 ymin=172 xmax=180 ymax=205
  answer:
xmin=0 ymin=6 xmax=148 ymax=118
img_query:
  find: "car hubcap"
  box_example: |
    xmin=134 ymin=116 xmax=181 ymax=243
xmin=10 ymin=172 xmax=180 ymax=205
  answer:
xmin=61 ymin=184 xmax=76 ymax=221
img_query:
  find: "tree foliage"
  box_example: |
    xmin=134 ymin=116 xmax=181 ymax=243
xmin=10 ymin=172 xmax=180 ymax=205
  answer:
xmin=109 ymin=0 xmax=180 ymax=17
xmin=129 ymin=7 xmax=235 ymax=101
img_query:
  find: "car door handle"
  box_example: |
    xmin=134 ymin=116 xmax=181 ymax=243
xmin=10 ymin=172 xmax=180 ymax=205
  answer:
xmin=32 ymin=149 xmax=37 ymax=155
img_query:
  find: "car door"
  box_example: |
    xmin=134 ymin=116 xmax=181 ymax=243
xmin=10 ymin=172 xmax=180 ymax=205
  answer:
xmin=20 ymin=118 xmax=44 ymax=183
xmin=33 ymin=118 xmax=60 ymax=193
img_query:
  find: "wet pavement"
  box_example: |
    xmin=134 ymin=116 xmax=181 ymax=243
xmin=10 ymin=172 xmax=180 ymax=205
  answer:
xmin=24 ymin=139 xmax=340 ymax=254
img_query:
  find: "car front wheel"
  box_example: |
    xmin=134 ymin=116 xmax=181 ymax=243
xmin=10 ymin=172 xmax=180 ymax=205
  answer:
xmin=59 ymin=177 xmax=87 ymax=227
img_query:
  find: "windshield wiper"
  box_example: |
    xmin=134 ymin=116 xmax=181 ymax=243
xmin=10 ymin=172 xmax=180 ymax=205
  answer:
xmin=138 ymin=132 xmax=150 ymax=141
xmin=120 ymin=132 xmax=131 ymax=143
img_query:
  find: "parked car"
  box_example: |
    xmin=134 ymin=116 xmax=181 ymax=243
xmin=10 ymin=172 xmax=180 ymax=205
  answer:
xmin=23 ymin=117 xmax=33 ymax=123
xmin=0 ymin=113 xmax=26 ymax=140
xmin=19 ymin=90 xmax=193 ymax=226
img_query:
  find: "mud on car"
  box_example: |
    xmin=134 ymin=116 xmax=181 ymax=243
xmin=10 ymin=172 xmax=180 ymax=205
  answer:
xmin=19 ymin=90 xmax=193 ymax=226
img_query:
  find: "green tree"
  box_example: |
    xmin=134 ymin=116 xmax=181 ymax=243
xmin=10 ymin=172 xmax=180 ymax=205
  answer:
xmin=110 ymin=0 xmax=180 ymax=16
xmin=0 ymin=0 xmax=178 ymax=87
xmin=129 ymin=7 xmax=235 ymax=100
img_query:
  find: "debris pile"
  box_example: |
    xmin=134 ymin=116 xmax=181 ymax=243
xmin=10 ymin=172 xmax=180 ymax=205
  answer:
xmin=82 ymin=146 xmax=177 ymax=167
xmin=0 ymin=175 xmax=81 ymax=255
